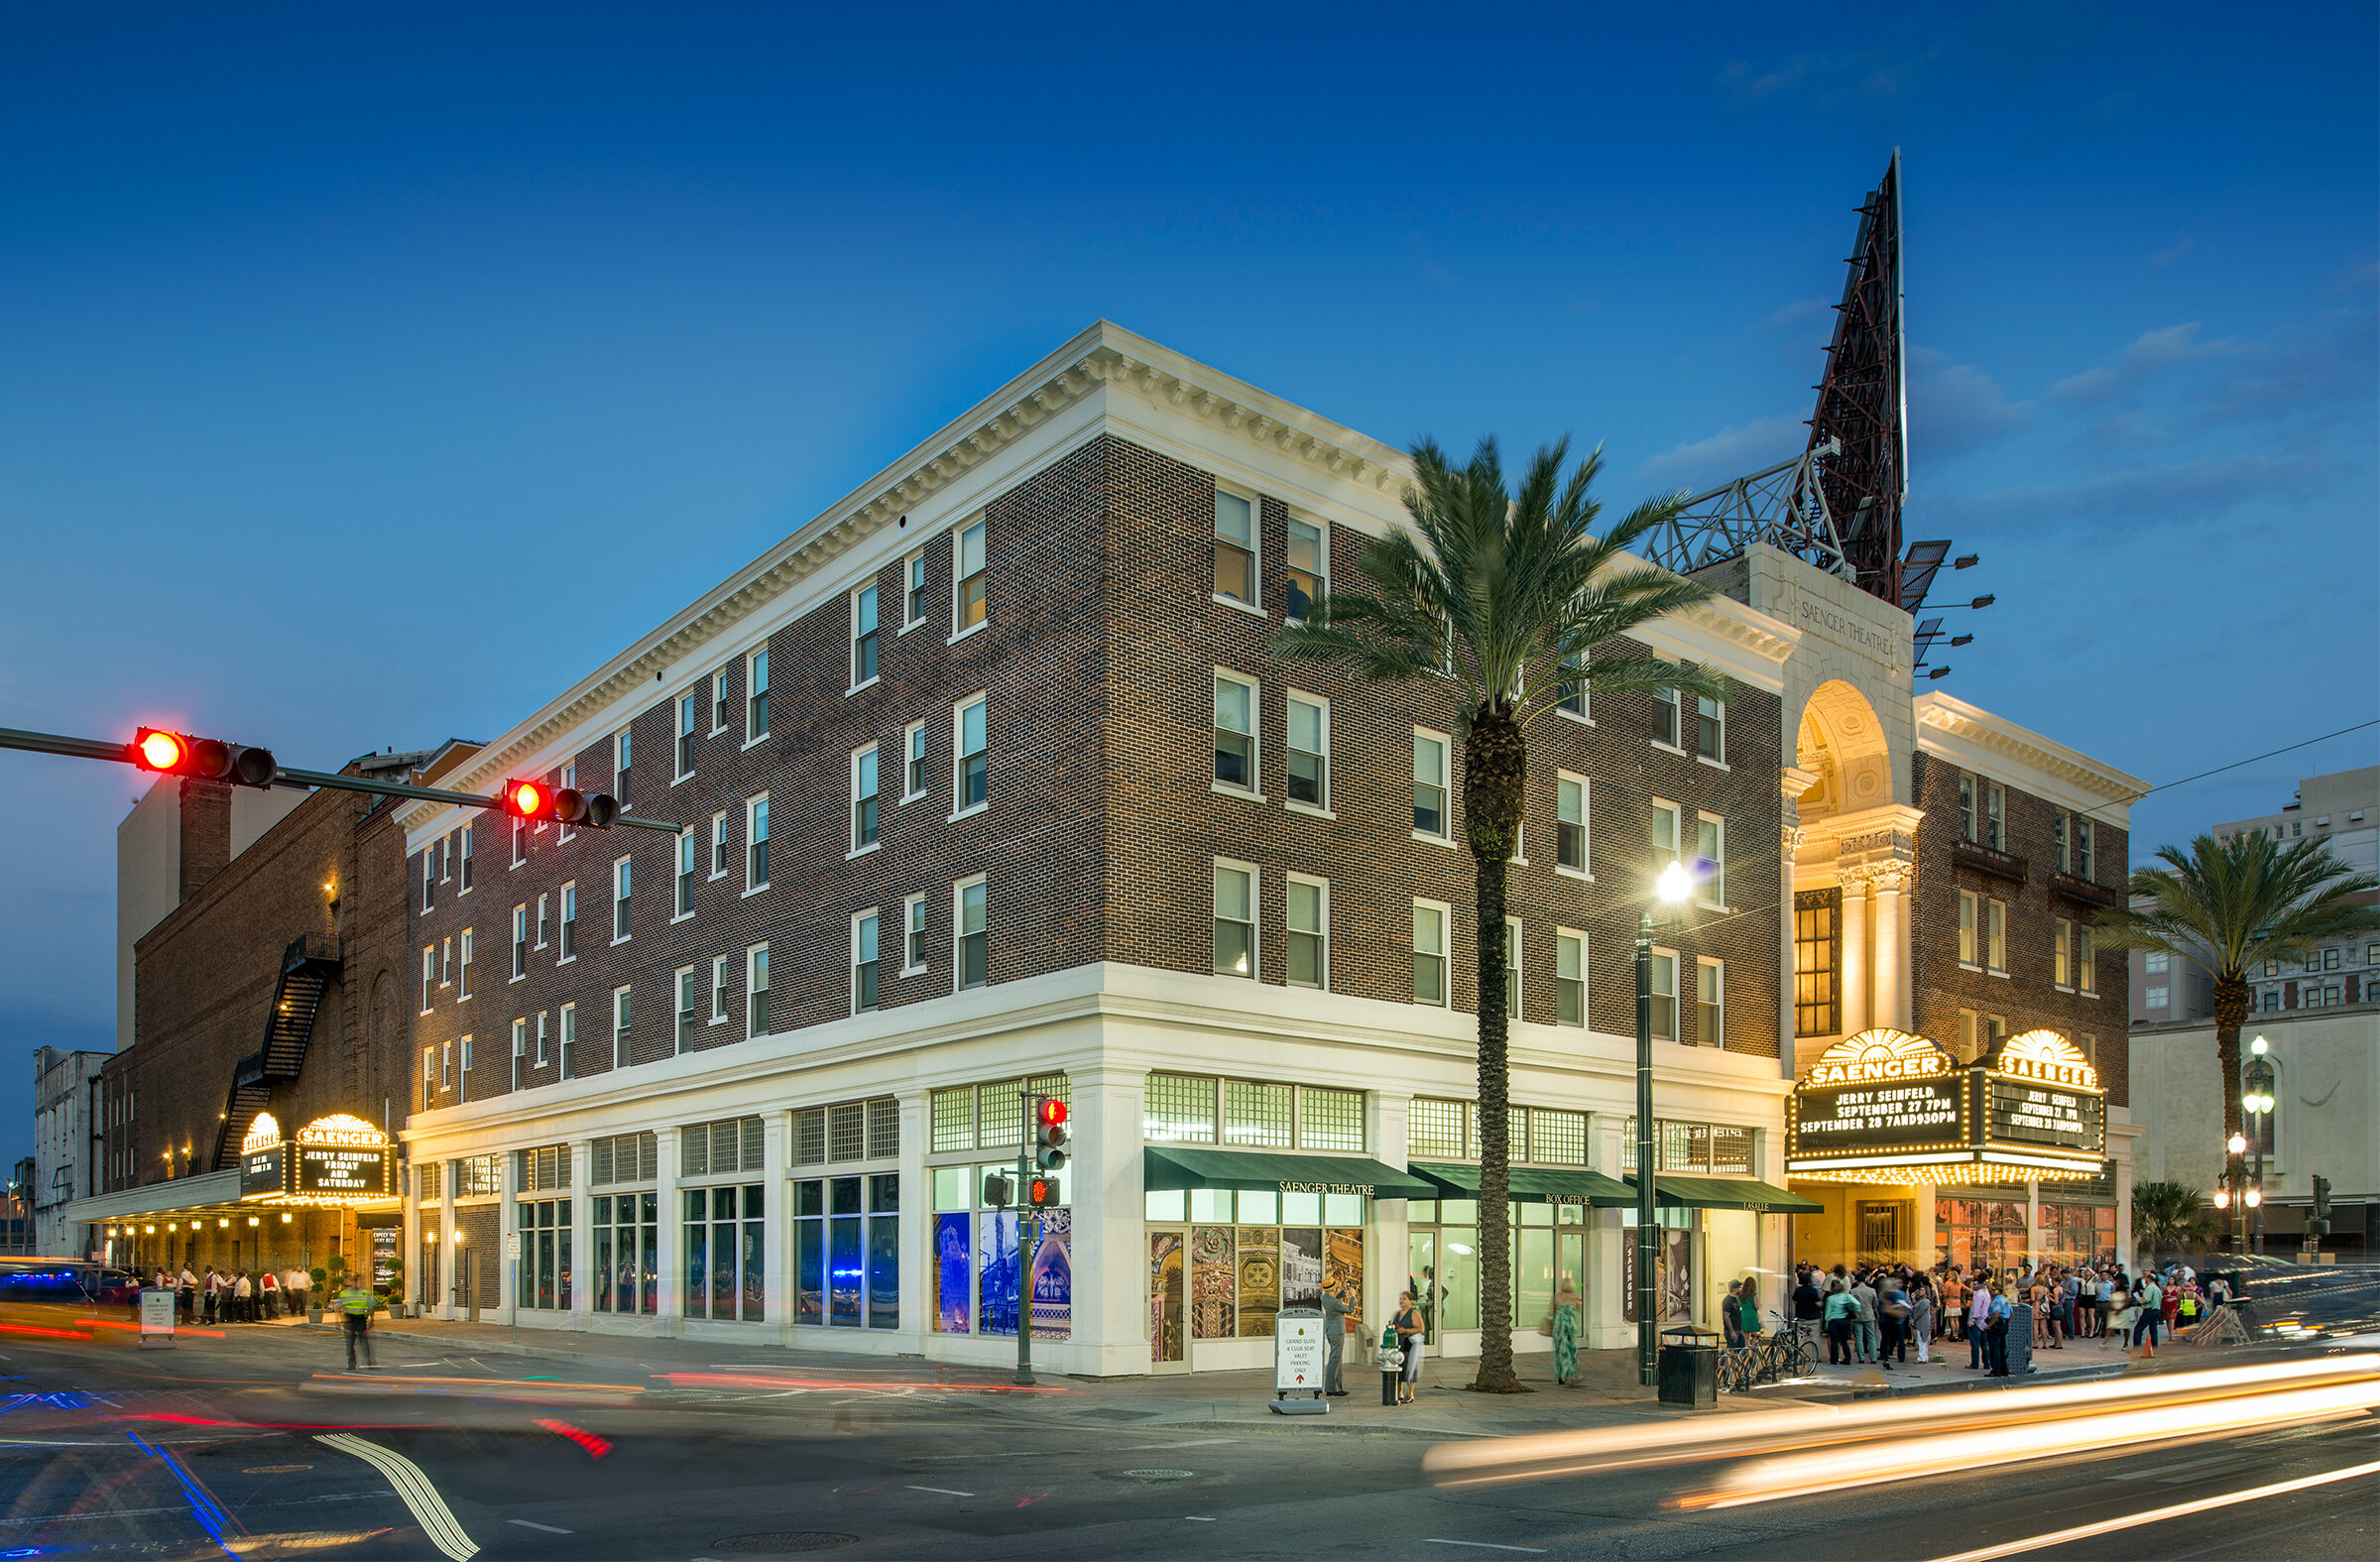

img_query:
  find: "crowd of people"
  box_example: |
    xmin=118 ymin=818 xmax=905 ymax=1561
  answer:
xmin=148 ymin=1264 xmax=317 ymax=1323
xmin=1748 ymin=1257 xmax=2234 ymax=1375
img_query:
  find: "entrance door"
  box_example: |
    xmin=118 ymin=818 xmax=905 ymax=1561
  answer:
xmin=1857 ymin=1201 xmax=1906 ymax=1267
xmin=1406 ymin=1230 xmax=1437 ymax=1344
xmin=1148 ymin=1229 xmax=1187 ymax=1372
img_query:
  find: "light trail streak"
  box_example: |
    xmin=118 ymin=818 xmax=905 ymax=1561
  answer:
xmin=1925 ymin=1456 xmax=2380 ymax=1560
xmin=656 ymin=1372 xmax=1068 ymax=1393
xmin=316 ymin=1432 xmax=479 ymax=1561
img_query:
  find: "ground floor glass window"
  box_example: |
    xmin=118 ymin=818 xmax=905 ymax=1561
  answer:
xmin=593 ymin=1192 xmax=657 ymax=1315
xmin=1403 ymin=1198 xmax=1590 ymax=1341
xmin=515 ymin=1198 xmax=572 ymax=1310
xmin=796 ymin=1173 xmax=897 ymax=1330
xmin=1141 ymin=1188 xmax=1364 ymax=1361
xmin=684 ymin=1184 xmax=764 ymax=1321
xmin=1936 ymin=1197 xmax=2028 ymax=1271
xmin=2038 ymin=1202 xmax=2116 ymax=1266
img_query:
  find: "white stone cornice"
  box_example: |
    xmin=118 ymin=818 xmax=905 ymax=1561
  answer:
xmin=1915 ymin=691 xmax=2149 ymax=810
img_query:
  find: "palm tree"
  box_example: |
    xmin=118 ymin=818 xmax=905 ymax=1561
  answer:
xmin=2131 ymin=1179 xmax=2223 ymax=1269
xmin=2093 ymin=833 xmax=2380 ymax=1234
xmin=1274 ymin=436 xmax=1725 ymax=1393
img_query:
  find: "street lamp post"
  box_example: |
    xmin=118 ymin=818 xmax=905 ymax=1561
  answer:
xmin=2244 ymin=1036 xmax=2275 ymax=1257
xmin=1635 ymin=861 xmax=1695 ymax=1387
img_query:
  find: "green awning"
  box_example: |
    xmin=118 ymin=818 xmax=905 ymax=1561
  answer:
xmin=1408 ymin=1162 xmax=1635 ymax=1207
xmin=1624 ymin=1175 xmax=1825 ymax=1214
xmin=1142 ymin=1146 xmax=1440 ymax=1200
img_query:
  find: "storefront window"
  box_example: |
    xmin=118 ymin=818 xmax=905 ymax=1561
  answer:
xmin=514 ymin=1198 xmax=572 ymax=1311
xmin=683 ymin=1184 xmax=764 ymax=1322
xmin=1404 ymin=1197 xmax=1589 ymax=1341
xmin=2039 ymin=1202 xmax=2116 ymax=1265
xmin=1147 ymin=1189 xmax=1363 ymax=1349
xmin=592 ymin=1191 xmax=657 ymax=1315
xmin=1935 ymin=1196 xmax=2028 ymax=1271
xmin=796 ymin=1173 xmax=899 ymax=1330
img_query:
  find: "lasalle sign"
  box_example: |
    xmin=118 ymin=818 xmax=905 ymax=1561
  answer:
xmin=1789 ymin=1028 xmax=2104 ymax=1184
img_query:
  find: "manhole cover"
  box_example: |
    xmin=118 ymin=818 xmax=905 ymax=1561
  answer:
xmin=709 ymin=1535 xmax=859 ymax=1555
xmin=1120 ymin=1468 xmax=1196 ymax=1481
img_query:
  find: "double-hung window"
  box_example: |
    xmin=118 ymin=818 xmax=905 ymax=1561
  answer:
xmin=902 ymin=720 xmax=927 ymax=800
xmin=1651 ymin=798 xmax=1681 ymax=871
xmin=747 ymin=649 xmax=771 ymax=741
xmin=956 ymin=878 xmax=988 ymax=991
xmin=612 ymin=986 xmax=633 ymax=1067
xmin=746 ymin=795 xmax=770 ymax=891
xmin=902 ymin=893 xmax=928 ymax=973
xmin=1649 ymin=949 xmax=1678 ymax=1041
xmin=2054 ymin=810 xmax=2071 ymax=874
xmin=1413 ymin=731 xmax=1450 ymax=839
xmin=559 ymin=1002 xmax=577 ymax=1079
xmin=1697 ymin=958 xmax=1725 ymax=1046
xmin=1284 ymin=516 xmax=1324 ymax=620
xmin=2076 ymin=818 xmax=2095 ymax=880
xmin=1214 ymin=489 xmax=1255 ymax=605
xmin=422 ymin=849 xmax=435 ymax=911
xmin=709 ymin=811 xmax=729 ymax=878
xmin=676 ymin=692 xmax=698 ymax=781
xmin=612 ymin=856 xmax=632 ymax=942
xmin=954 ymin=518 xmax=987 ymax=632
xmin=1286 ymin=874 xmax=1327 ymax=988
xmin=2078 ymin=927 xmax=2096 ymax=996
xmin=954 ymin=696 xmax=987 ymax=813
xmin=1213 ymin=863 xmax=1255 ymax=978
xmin=851 ymin=746 xmax=880 ymax=852
xmin=1959 ymin=891 xmax=1980 ymax=965
xmin=559 ymin=882 xmax=577 ymax=961
xmin=1556 ymin=774 xmax=1589 ymax=875
xmin=1214 ymin=673 xmax=1257 ymax=792
xmin=676 ymin=967 xmax=700 ymax=1052
xmin=420 ymin=948 xmax=435 ymax=1014
xmin=512 ymin=904 xmax=528 ymax=980
xmin=1285 ymin=693 xmax=1327 ymax=809
xmin=851 ymin=584 xmax=880 ymax=687
xmin=559 ymin=764 xmax=577 ymax=842
xmin=1985 ymin=899 xmax=2008 ymax=973
xmin=1960 ymin=774 xmax=1977 ymax=842
xmin=1696 ymin=813 xmax=1726 ymax=905
xmin=711 ymin=667 xmax=730 ymax=733
xmin=742 ymin=947 xmax=771 ymax=1042
xmin=675 ymin=829 xmax=697 ymax=917
xmin=458 ymin=930 xmax=475 ymax=999
xmin=536 ymin=1010 xmax=548 ymax=1067
xmin=1557 ymin=649 xmax=1589 ymax=718
xmin=1503 ymin=917 xmax=1522 ymax=1020
xmin=510 ymin=817 xmax=526 ymax=868
xmin=854 ymin=912 xmax=881 ymax=1014
xmin=614 ymin=730 xmax=633 ymax=809
xmin=512 ymin=1018 xmax=527 ymax=1090
xmin=459 ymin=825 xmax=475 ymax=892
xmin=1695 ymin=691 xmax=1726 ymax=763
xmin=1412 ymin=901 xmax=1449 ymax=1006
xmin=2055 ymin=918 xmax=2074 ymax=989
xmin=1555 ymin=931 xmax=1586 ymax=1026
xmin=712 ymin=955 xmax=732 ymax=1024
xmin=903 ymin=549 xmax=926 ymax=629
xmin=1653 ymin=684 xmax=1681 ymax=749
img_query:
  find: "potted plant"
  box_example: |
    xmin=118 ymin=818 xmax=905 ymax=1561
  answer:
xmin=307 ymin=1266 xmax=328 ymax=1324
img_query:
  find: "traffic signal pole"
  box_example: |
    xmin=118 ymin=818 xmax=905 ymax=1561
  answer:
xmin=0 ymin=726 xmax=682 ymax=833
xmin=1015 ymin=1089 xmax=1036 ymax=1387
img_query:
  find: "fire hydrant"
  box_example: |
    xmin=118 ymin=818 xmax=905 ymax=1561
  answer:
xmin=1377 ymin=1322 xmax=1404 ymax=1405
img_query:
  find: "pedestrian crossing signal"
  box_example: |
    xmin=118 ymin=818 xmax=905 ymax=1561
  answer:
xmin=1027 ymin=1175 xmax=1059 ymax=1208
xmin=983 ymin=1173 xmax=1012 ymax=1208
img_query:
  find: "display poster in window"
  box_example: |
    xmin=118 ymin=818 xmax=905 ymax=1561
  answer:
xmin=1191 ymin=1225 xmax=1237 ymax=1339
xmin=1324 ymin=1227 xmax=1366 ymax=1338
xmin=1620 ymin=1227 xmax=1694 ymax=1323
xmin=978 ymin=1210 xmax=1018 ymax=1336
xmin=370 ymin=1226 xmax=401 ymax=1291
xmin=1236 ymin=1225 xmax=1279 ymax=1338
xmin=976 ymin=1209 xmax=1069 ymax=1339
xmin=1027 ymin=1208 xmax=1071 ymax=1339
xmin=933 ymin=1213 xmax=971 ymax=1334
xmin=1279 ymin=1227 xmax=1324 ymax=1307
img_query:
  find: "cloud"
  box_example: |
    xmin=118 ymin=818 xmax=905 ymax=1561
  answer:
xmin=1909 ymin=355 xmax=2033 ymax=462
xmin=2048 ymin=321 xmax=2234 ymax=402
xmin=1717 ymin=46 xmax=1942 ymax=108
xmin=1931 ymin=450 xmax=2336 ymax=539
xmin=1764 ymin=297 xmax=1832 ymax=329
xmin=1637 ymin=414 xmax=1805 ymax=488
xmin=2151 ymin=231 xmax=2195 ymax=269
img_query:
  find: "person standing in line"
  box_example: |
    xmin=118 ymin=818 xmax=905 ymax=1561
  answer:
xmin=1849 ymin=1270 xmax=1879 ymax=1365
xmin=1908 ymin=1275 xmax=1935 ymax=1364
xmin=201 ymin=1267 xmax=219 ymax=1325
xmin=1967 ymin=1276 xmax=1994 ymax=1370
xmin=1793 ymin=1268 xmax=1825 ymax=1356
xmin=178 ymin=1265 xmax=196 ymax=1323
xmin=2094 ymin=1269 xmax=2114 ymax=1339
xmin=234 ymin=1269 xmax=253 ymax=1323
xmin=260 ymin=1268 xmax=280 ymax=1320
xmin=1319 ymin=1278 xmax=1350 ymax=1397
xmin=1985 ymin=1288 xmax=2013 ymax=1377
xmin=1823 ymin=1280 xmax=1855 ymax=1366
xmin=1876 ymin=1278 xmax=1910 ymax=1372
xmin=2207 ymin=1273 xmax=2231 ymax=1312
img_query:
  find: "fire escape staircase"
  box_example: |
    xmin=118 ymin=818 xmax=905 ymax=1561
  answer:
xmin=209 ymin=934 xmax=342 ymax=1172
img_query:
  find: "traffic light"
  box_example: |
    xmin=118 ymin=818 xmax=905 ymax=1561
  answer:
xmin=982 ymin=1172 xmax=1012 ymax=1209
xmin=133 ymin=727 xmax=277 ymax=788
xmin=501 ymin=779 xmax=621 ymax=830
xmin=1027 ymin=1174 xmax=1060 ymax=1208
xmin=1034 ymin=1097 xmax=1069 ymax=1172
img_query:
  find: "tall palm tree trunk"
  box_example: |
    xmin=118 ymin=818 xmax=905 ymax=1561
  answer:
xmin=1465 ymin=709 xmax=1527 ymax=1393
xmin=2212 ymin=975 xmax=2249 ymax=1244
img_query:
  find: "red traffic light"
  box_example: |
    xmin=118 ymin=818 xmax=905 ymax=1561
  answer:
xmin=504 ymin=780 xmax=550 ymax=819
xmin=136 ymin=729 xmax=187 ymax=772
xmin=1037 ymin=1099 xmax=1068 ymax=1129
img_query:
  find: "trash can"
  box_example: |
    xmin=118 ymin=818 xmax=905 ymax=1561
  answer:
xmin=1657 ymin=1325 xmax=1721 ymax=1408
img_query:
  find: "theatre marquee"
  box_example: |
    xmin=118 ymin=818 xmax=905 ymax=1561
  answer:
xmin=1788 ymin=1029 xmax=2105 ymax=1185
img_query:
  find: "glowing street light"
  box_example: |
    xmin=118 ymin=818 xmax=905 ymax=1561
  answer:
xmin=1633 ymin=856 xmax=1701 ymax=1385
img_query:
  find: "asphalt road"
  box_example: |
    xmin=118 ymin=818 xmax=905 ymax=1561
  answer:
xmin=1 ymin=1322 xmax=2374 ymax=1560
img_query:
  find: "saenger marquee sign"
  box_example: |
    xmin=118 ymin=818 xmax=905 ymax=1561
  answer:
xmin=237 ymin=1113 xmax=396 ymax=1206
xmin=1788 ymin=1028 xmax=2105 ymax=1184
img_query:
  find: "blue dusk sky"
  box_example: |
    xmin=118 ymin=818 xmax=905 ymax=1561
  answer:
xmin=2 ymin=4 xmax=2373 ymax=1167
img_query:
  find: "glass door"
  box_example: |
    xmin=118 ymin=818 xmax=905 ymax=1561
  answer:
xmin=1148 ymin=1229 xmax=1187 ymax=1372
xmin=1406 ymin=1229 xmax=1437 ymax=1344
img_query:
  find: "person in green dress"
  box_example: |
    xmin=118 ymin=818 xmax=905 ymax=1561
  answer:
xmin=1550 ymin=1277 xmax=1584 ymax=1384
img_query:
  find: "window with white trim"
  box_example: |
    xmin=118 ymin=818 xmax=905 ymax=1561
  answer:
xmin=1985 ymin=899 xmax=2007 ymax=973
xmin=956 ymin=876 xmax=988 ymax=991
xmin=954 ymin=695 xmax=987 ymax=813
xmin=2078 ymin=926 xmax=2096 ymax=996
xmin=1696 ymin=812 xmax=1726 ymax=905
xmin=512 ymin=1018 xmax=527 ymax=1090
xmin=612 ymin=856 xmax=632 ymax=942
xmin=1213 ymin=862 xmax=1255 ymax=978
xmin=1959 ymin=890 xmax=1980 ymax=965
xmin=459 ymin=825 xmax=475 ymax=892
xmin=512 ymin=903 xmax=528 ymax=980
xmin=1214 ymin=488 xmax=1255 ymax=605
xmin=1413 ymin=901 xmax=1449 ymax=1006
xmin=420 ymin=947 xmax=435 ymax=1014
xmin=1555 ymin=930 xmax=1586 ymax=1026
xmin=422 ymin=848 xmax=435 ymax=911
xmin=559 ymin=763 xmax=577 ymax=842
xmin=1214 ymin=672 xmax=1257 ymax=792
xmin=854 ymin=910 xmax=881 ymax=1014
xmin=1556 ymin=773 xmax=1589 ymax=875
xmin=676 ymin=691 xmax=698 ymax=781
xmin=559 ymin=881 xmax=577 ymax=961
xmin=1286 ymin=692 xmax=1327 ymax=810
xmin=675 ymin=966 xmax=699 ymax=1051
xmin=458 ymin=929 xmax=475 ymax=999
xmin=903 ymin=549 xmax=926 ymax=629
xmin=675 ymin=829 xmax=697 ymax=917
xmin=709 ymin=810 xmax=728 ymax=879
xmin=954 ymin=517 xmax=986 ymax=632
xmin=614 ymin=730 xmax=633 ymax=810
xmin=851 ymin=582 xmax=880 ymax=687
xmin=852 ymin=745 xmax=880 ymax=851
xmin=1284 ymin=516 xmax=1324 ymax=620
xmin=510 ymin=816 xmax=526 ymax=868
xmin=711 ymin=954 xmax=732 ymax=1024
xmin=536 ymin=1009 xmax=549 ymax=1068
xmin=1557 ymin=648 xmax=1588 ymax=718
xmin=746 ymin=794 xmax=770 ymax=891
xmin=1695 ymin=689 xmax=1725 ymax=763
xmin=747 ymin=649 xmax=771 ymax=741
xmin=710 ymin=666 xmax=729 ymax=733
xmin=1504 ymin=916 xmax=1522 ymax=1020
xmin=1414 ymin=730 xmax=1450 ymax=839
xmin=559 ymin=1002 xmax=577 ymax=1079
xmin=1650 ymin=949 xmax=1678 ymax=1041
xmin=902 ymin=719 xmax=927 ymax=801
xmin=1653 ymin=684 xmax=1681 ymax=749
xmin=902 ymin=892 xmax=927 ymax=974
xmin=613 ymin=985 xmax=633 ymax=1067
xmin=1696 ymin=957 xmax=1725 ymax=1047
xmin=2055 ymin=918 xmax=2074 ymax=989
xmin=1651 ymin=797 xmax=1680 ymax=865
xmin=1285 ymin=874 xmax=1327 ymax=989
xmin=747 ymin=944 xmax=770 ymax=1038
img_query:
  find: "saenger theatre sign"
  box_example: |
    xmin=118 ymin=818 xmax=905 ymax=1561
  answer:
xmin=1788 ymin=1028 xmax=2104 ymax=1184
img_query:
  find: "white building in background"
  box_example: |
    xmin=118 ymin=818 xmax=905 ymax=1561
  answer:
xmin=32 ymin=1046 xmax=109 ymax=1257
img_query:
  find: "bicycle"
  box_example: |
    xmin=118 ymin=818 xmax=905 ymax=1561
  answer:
xmin=1720 ymin=1312 xmax=1816 ymax=1392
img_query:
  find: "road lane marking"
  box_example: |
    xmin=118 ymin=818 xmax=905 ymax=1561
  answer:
xmin=906 ymin=1485 xmax=976 ymax=1497
xmin=317 ymin=1432 xmax=479 ymax=1560
xmin=1927 ymin=1456 xmax=2380 ymax=1562
xmin=1426 ymin=1542 xmax=1547 ymax=1554
xmin=508 ymin=1518 xmax=573 ymax=1533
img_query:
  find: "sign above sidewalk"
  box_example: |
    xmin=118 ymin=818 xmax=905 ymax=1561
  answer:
xmin=238 ymin=1114 xmax=397 ymax=1207
xmin=1787 ymin=1028 xmax=2104 ymax=1185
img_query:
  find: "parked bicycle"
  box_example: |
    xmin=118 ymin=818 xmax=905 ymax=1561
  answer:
xmin=1719 ymin=1309 xmax=1818 ymax=1392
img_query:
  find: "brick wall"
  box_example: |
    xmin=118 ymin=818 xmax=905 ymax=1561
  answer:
xmin=1908 ymin=750 xmax=2131 ymax=1105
